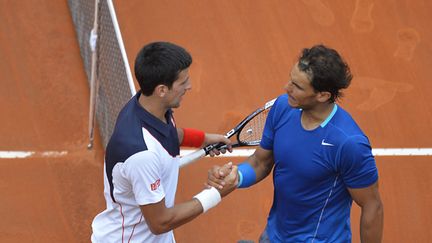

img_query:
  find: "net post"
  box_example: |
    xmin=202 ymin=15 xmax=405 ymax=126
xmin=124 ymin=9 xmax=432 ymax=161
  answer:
xmin=69 ymin=0 xmax=136 ymax=148
xmin=87 ymin=0 xmax=100 ymax=149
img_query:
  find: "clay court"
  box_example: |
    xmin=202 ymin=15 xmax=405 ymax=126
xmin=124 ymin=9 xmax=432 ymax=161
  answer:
xmin=1 ymin=0 xmax=431 ymax=242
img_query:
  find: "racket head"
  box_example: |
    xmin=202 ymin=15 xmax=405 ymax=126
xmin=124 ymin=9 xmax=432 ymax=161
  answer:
xmin=236 ymin=99 xmax=274 ymax=146
xmin=203 ymin=98 xmax=276 ymax=153
xmin=236 ymin=108 xmax=270 ymax=146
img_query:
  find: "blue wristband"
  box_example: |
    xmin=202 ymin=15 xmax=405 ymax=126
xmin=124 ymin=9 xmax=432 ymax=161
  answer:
xmin=237 ymin=162 xmax=256 ymax=188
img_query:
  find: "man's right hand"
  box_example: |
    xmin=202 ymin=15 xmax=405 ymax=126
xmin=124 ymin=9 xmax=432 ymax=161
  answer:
xmin=207 ymin=162 xmax=238 ymax=197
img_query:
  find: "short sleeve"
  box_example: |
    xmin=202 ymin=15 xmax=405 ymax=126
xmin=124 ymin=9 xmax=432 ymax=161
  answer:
xmin=260 ymin=96 xmax=286 ymax=150
xmin=260 ymin=95 xmax=292 ymax=150
xmin=260 ymin=106 xmax=275 ymax=150
xmin=338 ymin=135 xmax=378 ymax=188
xmin=123 ymin=151 xmax=165 ymax=205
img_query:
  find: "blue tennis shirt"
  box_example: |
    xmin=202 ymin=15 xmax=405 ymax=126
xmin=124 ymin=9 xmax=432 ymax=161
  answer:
xmin=260 ymin=94 xmax=378 ymax=242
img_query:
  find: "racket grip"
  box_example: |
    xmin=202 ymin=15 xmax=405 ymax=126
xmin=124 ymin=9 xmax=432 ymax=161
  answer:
xmin=179 ymin=149 xmax=206 ymax=168
xmin=179 ymin=142 xmax=235 ymax=168
xmin=204 ymin=142 xmax=244 ymax=153
xmin=203 ymin=142 xmax=226 ymax=155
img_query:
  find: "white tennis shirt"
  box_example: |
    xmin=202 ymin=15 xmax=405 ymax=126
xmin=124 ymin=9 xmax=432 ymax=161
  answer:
xmin=91 ymin=93 xmax=181 ymax=243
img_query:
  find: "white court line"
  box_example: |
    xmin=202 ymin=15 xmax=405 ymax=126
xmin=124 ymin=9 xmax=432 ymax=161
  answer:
xmin=1 ymin=148 xmax=432 ymax=159
xmin=180 ymin=148 xmax=432 ymax=157
xmin=0 ymin=151 xmax=68 ymax=159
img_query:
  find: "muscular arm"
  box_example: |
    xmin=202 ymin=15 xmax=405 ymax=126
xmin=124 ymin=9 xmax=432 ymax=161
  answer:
xmin=140 ymin=198 xmax=202 ymax=235
xmin=247 ymin=146 xmax=275 ymax=183
xmin=140 ymin=162 xmax=237 ymax=235
xmin=348 ymin=181 xmax=384 ymax=243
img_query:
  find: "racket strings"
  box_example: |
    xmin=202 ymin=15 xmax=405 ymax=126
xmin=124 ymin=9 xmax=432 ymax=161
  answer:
xmin=238 ymin=109 xmax=269 ymax=144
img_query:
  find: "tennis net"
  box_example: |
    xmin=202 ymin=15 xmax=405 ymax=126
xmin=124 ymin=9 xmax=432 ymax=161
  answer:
xmin=68 ymin=0 xmax=135 ymax=148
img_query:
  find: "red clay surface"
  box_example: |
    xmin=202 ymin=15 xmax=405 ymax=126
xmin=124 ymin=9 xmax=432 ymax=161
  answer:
xmin=1 ymin=0 xmax=431 ymax=242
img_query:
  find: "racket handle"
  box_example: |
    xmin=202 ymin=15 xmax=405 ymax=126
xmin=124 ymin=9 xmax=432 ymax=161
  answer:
xmin=179 ymin=149 xmax=206 ymax=168
xmin=179 ymin=142 xmax=235 ymax=168
xmin=204 ymin=142 xmax=232 ymax=154
xmin=216 ymin=143 xmax=242 ymax=150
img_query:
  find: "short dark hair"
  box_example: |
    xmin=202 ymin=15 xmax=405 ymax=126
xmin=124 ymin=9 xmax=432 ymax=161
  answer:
xmin=134 ymin=42 xmax=192 ymax=96
xmin=297 ymin=44 xmax=352 ymax=102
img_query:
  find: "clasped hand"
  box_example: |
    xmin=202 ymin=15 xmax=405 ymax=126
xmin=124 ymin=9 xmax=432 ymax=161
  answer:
xmin=206 ymin=162 xmax=238 ymax=197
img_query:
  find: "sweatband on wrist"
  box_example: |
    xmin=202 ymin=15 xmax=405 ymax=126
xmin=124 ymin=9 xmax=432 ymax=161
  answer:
xmin=237 ymin=162 xmax=256 ymax=188
xmin=193 ymin=187 xmax=221 ymax=213
xmin=181 ymin=128 xmax=205 ymax=148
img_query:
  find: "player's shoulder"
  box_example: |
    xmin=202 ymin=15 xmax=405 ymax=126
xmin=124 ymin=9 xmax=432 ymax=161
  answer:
xmin=323 ymin=106 xmax=371 ymax=147
xmin=271 ymin=94 xmax=292 ymax=112
xmin=119 ymin=150 xmax=162 ymax=176
xmin=126 ymin=150 xmax=159 ymax=165
xmin=116 ymin=93 xmax=140 ymax=119
xmin=265 ymin=94 xmax=295 ymax=125
xmin=329 ymin=106 xmax=364 ymax=136
xmin=275 ymin=94 xmax=288 ymax=105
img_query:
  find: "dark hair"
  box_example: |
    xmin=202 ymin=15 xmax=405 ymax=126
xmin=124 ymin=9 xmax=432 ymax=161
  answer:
xmin=297 ymin=44 xmax=352 ymax=102
xmin=134 ymin=42 xmax=192 ymax=96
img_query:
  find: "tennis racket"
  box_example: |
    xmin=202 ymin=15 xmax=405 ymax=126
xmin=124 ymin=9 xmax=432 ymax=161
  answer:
xmin=179 ymin=98 xmax=276 ymax=168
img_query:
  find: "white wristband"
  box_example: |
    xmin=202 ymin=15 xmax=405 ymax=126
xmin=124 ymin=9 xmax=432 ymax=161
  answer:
xmin=193 ymin=187 xmax=221 ymax=213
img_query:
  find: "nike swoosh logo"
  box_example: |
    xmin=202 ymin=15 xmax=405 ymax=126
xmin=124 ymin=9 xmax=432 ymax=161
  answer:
xmin=321 ymin=139 xmax=334 ymax=146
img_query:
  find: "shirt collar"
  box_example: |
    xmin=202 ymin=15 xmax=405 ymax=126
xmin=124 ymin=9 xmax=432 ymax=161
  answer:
xmin=133 ymin=92 xmax=174 ymax=137
xmin=320 ymin=104 xmax=338 ymax=128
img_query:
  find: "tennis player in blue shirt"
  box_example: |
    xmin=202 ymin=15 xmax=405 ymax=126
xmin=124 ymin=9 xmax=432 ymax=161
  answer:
xmin=208 ymin=44 xmax=384 ymax=243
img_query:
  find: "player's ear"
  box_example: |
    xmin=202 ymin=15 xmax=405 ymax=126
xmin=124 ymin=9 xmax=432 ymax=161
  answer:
xmin=154 ymin=84 xmax=168 ymax=98
xmin=317 ymin=91 xmax=331 ymax=103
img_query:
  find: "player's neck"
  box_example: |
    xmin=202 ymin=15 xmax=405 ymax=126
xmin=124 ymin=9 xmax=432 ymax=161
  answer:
xmin=301 ymin=102 xmax=335 ymax=130
xmin=138 ymin=94 xmax=168 ymax=123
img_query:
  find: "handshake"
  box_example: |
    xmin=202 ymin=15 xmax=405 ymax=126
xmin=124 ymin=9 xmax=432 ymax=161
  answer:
xmin=206 ymin=162 xmax=239 ymax=198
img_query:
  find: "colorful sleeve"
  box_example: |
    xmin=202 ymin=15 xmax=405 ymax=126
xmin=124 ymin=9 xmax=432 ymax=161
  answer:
xmin=338 ymin=135 xmax=378 ymax=188
xmin=123 ymin=151 xmax=165 ymax=205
